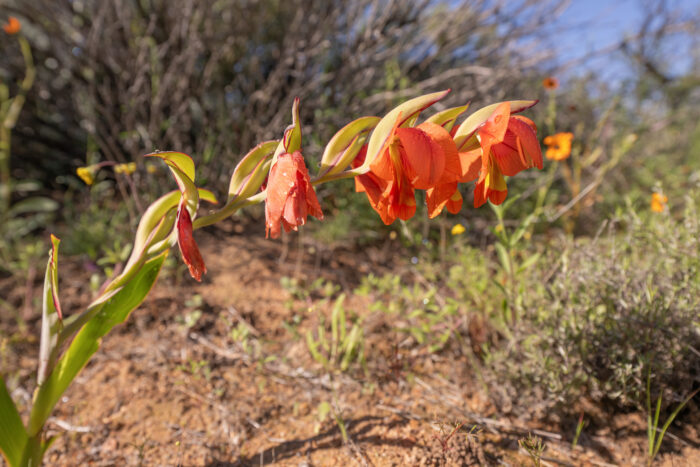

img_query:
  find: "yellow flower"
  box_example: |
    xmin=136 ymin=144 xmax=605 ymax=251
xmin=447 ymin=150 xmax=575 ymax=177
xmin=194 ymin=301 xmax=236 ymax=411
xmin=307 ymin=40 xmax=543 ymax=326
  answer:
xmin=114 ymin=162 xmax=137 ymax=175
xmin=451 ymin=223 xmax=466 ymax=235
xmin=76 ymin=166 xmax=95 ymax=185
xmin=146 ymin=163 xmax=158 ymax=174
xmin=651 ymin=193 xmax=667 ymax=213
xmin=543 ymin=132 xmax=574 ymax=161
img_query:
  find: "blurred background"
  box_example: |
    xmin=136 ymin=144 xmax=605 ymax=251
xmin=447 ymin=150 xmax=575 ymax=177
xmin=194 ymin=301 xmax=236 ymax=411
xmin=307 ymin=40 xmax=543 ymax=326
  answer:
xmin=1 ymin=0 xmax=700 ymax=464
xmin=1 ymin=0 xmax=698 ymax=246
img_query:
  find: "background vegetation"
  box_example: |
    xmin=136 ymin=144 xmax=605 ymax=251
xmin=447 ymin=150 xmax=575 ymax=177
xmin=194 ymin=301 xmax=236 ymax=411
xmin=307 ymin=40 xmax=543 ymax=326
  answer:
xmin=1 ymin=0 xmax=699 ymax=464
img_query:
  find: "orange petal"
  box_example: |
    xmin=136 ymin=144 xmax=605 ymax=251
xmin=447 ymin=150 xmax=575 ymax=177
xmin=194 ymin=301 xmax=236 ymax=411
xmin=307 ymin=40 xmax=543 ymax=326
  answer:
xmin=417 ymin=122 xmax=460 ymax=184
xmin=508 ymin=117 xmax=542 ymax=169
xmin=426 ymin=181 xmax=458 ymax=218
xmin=396 ymin=127 xmax=445 ymax=189
xmin=446 ymin=189 xmax=463 ymax=214
xmin=479 ymin=102 xmax=511 ymax=148
xmin=369 ymin=114 xmax=403 ymax=181
xmin=265 ymin=155 xmax=295 ymax=238
xmin=457 ymin=148 xmax=482 ymax=182
xmin=395 ymin=181 xmax=417 ymax=221
xmin=492 ymin=132 xmax=529 ymax=177
xmin=474 ymin=156 xmax=507 ymax=208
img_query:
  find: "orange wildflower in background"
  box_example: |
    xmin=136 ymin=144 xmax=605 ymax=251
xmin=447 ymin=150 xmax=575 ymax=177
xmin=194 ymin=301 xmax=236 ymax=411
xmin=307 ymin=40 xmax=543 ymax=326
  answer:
xmin=544 ymin=132 xmax=573 ymax=161
xmin=265 ymin=151 xmax=323 ymax=238
xmin=542 ymin=76 xmax=559 ymax=90
xmin=473 ymin=103 xmax=543 ymax=207
xmin=3 ymin=16 xmax=20 ymax=35
xmin=651 ymin=192 xmax=667 ymax=213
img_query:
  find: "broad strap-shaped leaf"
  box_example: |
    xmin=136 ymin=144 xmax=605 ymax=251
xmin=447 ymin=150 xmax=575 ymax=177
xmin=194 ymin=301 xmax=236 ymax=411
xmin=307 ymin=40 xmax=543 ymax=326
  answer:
xmin=453 ymin=100 xmax=538 ymax=150
xmin=424 ymin=104 xmax=470 ymax=132
xmin=28 ymin=252 xmax=167 ymax=436
xmin=228 ymin=140 xmax=278 ymax=202
xmin=318 ymin=116 xmax=380 ymax=179
xmin=362 ymin=90 xmax=450 ymax=170
xmin=0 ymin=375 xmax=28 ymax=467
xmin=37 ymin=235 xmax=63 ymax=386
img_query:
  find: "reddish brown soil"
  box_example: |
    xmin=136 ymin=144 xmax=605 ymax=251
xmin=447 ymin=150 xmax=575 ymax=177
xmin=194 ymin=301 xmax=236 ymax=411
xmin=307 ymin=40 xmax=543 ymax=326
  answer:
xmin=2 ymin=226 xmax=698 ymax=466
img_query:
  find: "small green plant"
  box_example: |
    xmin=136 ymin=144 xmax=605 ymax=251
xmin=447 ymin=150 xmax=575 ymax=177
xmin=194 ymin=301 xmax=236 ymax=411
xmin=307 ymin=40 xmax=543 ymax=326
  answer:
xmin=519 ymin=433 xmax=546 ymax=467
xmin=645 ymin=373 xmax=698 ymax=466
xmin=305 ymin=294 xmax=366 ymax=374
xmin=571 ymin=412 xmax=585 ymax=449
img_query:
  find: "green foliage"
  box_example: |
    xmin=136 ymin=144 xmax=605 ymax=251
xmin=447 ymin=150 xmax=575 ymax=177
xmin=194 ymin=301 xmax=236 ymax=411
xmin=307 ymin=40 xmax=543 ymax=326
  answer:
xmin=305 ymin=294 xmax=366 ymax=374
xmin=646 ymin=373 xmax=698 ymax=466
xmin=485 ymin=195 xmax=700 ymax=413
xmin=359 ymin=272 xmax=462 ymax=353
xmin=0 ymin=375 xmax=28 ymax=467
xmin=519 ymin=433 xmax=546 ymax=467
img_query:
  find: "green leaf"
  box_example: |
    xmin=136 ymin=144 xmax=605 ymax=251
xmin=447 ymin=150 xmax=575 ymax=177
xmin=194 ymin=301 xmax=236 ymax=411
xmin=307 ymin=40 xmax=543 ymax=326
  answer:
xmin=145 ymin=151 xmax=195 ymax=183
xmin=318 ymin=117 xmax=379 ymax=179
xmin=7 ymin=197 xmax=59 ymax=216
xmin=28 ymin=252 xmax=167 ymax=436
xmin=0 ymin=375 xmax=28 ymax=467
xmin=494 ymin=243 xmax=512 ymax=275
xmin=37 ymin=235 xmax=63 ymax=385
xmin=424 ymin=104 xmax=470 ymax=132
xmin=363 ymin=90 xmax=450 ymax=170
xmin=453 ymin=100 xmax=538 ymax=150
xmin=227 ymin=140 xmax=278 ymax=202
xmin=306 ymin=330 xmax=329 ymax=369
xmin=317 ymin=401 xmax=331 ymax=422
xmin=198 ymin=188 xmax=218 ymax=205
xmin=517 ymin=253 xmax=540 ymax=274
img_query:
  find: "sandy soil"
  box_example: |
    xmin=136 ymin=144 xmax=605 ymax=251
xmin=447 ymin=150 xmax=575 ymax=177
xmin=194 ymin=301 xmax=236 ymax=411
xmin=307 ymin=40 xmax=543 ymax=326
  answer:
xmin=1 ymin=225 xmax=698 ymax=466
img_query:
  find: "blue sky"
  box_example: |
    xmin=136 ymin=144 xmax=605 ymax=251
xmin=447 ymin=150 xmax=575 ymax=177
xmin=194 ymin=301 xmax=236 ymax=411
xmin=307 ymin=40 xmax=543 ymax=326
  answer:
xmin=547 ymin=0 xmax=698 ymax=82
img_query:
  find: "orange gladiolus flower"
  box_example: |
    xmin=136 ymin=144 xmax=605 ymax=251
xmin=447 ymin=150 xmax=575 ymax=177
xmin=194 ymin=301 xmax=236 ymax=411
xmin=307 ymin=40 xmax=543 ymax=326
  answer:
xmin=473 ymin=102 xmax=543 ymax=208
xmin=651 ymin=192 xmax=667 ymax=213
xmin=265 ymin=151 xmax=323 ymax=238
xmin=542 ymin=77 xmax=559 ymax=90
xmin=3 ymin=16 xmax=20 ymax=35
xmin=177 ymin=201 xmax=207 ymax=282
xmin=356 ymin=114 xmax=467 ymax=224
xmin=544 ymin=132 xmax=573 ymax=161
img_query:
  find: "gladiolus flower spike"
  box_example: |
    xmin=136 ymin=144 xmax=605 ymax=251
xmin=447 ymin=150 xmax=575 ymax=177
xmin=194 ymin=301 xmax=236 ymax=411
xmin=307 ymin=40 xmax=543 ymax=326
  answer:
xmin=354 ymin=97 xmax=542 ymax=221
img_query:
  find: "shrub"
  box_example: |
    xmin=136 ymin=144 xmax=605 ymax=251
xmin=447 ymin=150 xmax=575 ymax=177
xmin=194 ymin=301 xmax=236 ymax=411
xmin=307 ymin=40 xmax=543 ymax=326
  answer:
xmin=486 ymin=195 xmax=700 ymax=414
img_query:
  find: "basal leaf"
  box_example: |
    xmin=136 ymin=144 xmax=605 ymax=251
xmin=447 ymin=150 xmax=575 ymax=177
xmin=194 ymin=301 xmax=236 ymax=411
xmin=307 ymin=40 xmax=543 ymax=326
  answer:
xmin=28 ymin=252 xmax=167 ymax=436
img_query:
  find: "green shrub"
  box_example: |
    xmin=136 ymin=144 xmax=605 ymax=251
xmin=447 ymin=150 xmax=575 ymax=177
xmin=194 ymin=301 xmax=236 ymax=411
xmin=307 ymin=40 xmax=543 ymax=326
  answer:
xmin=486 ymin=196 xmax=700 ymax=413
